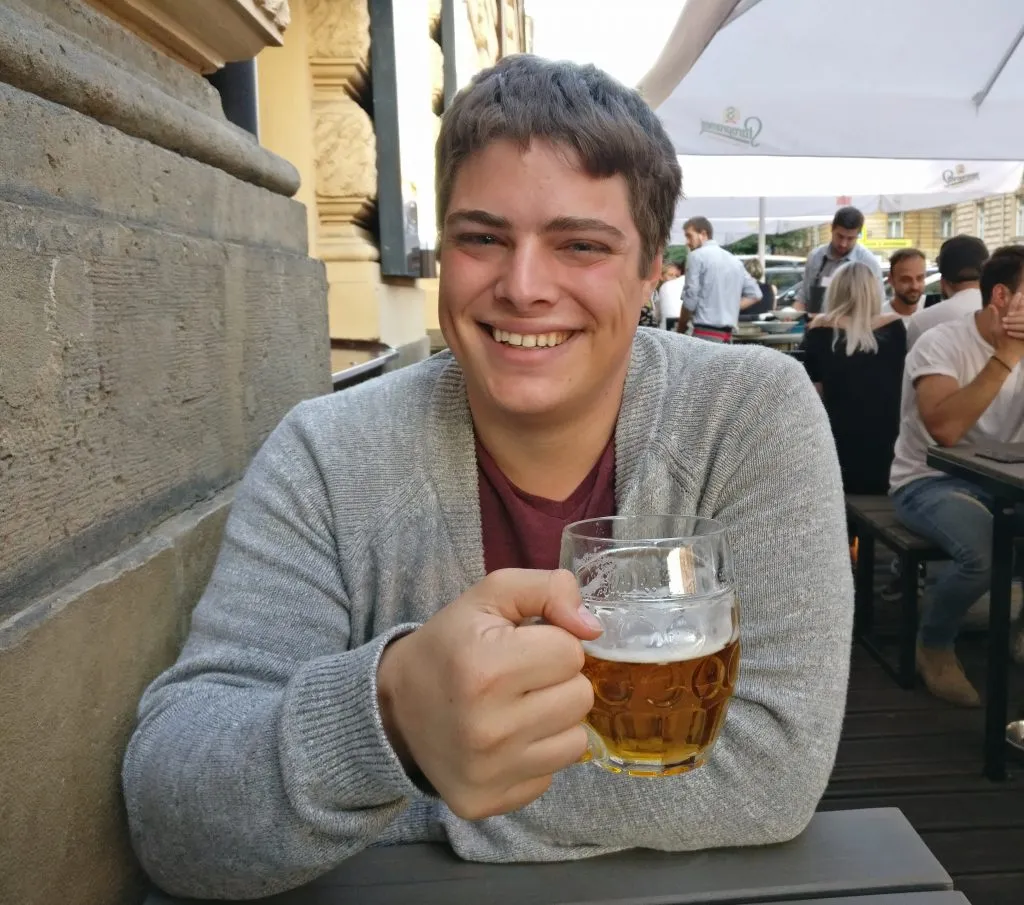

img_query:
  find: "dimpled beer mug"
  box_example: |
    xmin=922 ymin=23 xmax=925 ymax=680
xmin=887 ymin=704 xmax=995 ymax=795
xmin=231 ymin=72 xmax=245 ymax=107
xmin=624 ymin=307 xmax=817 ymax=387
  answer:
xmin=560 ymin=516 xmax=739 ymax=777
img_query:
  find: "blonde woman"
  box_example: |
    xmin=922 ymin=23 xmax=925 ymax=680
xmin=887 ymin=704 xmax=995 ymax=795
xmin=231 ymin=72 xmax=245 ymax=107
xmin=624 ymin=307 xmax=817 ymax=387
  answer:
xmin=741 ymin=258 xmax=775 ymax=318
xmin=800 ymin=260 xmax=908 ymax=493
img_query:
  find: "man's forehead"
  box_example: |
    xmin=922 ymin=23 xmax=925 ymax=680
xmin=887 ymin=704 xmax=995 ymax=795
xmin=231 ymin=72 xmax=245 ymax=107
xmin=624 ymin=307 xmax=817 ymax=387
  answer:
xmin=451 ymin=139 xmax=629 ymax=202
xmin=893 ymin=259 xmax=925 ymax=273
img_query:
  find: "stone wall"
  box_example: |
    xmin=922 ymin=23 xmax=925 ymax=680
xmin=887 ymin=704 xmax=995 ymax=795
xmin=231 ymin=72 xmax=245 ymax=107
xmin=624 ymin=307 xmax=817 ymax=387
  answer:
xmin=0 ymin=2 xmax=329 ymax=902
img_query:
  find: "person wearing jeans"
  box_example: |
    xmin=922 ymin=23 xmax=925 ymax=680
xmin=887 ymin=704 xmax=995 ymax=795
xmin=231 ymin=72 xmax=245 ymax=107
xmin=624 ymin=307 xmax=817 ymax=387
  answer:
xmin=893 ymin=477 xmax=1024 ymax=647
xmin=889 ymin=246 xmax=1024 ymax=706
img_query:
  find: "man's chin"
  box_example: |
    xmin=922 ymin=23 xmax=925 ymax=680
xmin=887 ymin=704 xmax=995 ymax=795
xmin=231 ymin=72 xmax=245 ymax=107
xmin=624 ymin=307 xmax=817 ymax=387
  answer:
xmin=474 ymin=376 xmax=572 ymax=421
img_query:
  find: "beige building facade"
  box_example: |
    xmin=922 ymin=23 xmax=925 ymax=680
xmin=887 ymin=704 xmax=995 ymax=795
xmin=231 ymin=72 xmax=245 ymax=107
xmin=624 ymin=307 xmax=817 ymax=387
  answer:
xmin=256 ymin=0 xmax=530 ymax=359
xmin=802 ymin=190 xmax=1024 ymax=263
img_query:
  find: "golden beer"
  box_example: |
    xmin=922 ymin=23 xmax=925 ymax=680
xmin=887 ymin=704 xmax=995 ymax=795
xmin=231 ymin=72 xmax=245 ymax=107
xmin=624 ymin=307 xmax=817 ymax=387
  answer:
xmin=581 ymin=636 xmax=740 ymax=776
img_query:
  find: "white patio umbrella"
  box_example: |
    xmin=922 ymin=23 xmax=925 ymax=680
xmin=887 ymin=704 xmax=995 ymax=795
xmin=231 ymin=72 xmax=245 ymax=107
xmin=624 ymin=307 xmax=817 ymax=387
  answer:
xmin=640 ymin=0 xmax=1024 ymax=160
xmin=679 ymin=157 xmax=1024 ymax=204
xmin=638 ymin=0 xmax=1024 ymax=262
xmin=674 ymin=157 xmax=1024 ymax=244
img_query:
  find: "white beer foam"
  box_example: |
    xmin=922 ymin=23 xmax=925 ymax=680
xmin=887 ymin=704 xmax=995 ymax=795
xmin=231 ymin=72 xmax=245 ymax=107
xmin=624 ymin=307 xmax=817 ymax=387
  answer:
xmin=580 ymin=589 xmax=736 ymax=664
xmin=581 ymin=633 xmax=732 ymax=664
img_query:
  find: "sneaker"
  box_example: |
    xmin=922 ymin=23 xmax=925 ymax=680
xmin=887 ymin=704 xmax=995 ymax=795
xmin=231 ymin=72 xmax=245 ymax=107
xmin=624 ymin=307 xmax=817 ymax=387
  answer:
xmin=916 ymin=644 xmax=982 ymax=707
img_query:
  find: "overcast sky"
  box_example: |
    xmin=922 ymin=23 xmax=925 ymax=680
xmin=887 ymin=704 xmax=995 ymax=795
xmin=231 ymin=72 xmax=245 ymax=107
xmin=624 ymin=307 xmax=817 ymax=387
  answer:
xmin=525 ymin=0 xmax=683 ymax=87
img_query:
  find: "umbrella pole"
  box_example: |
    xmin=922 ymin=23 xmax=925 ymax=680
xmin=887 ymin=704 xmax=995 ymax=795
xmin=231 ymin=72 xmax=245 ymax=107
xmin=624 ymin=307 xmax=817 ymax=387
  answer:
xmin=757 ymin=196 xmax=767 ymax=272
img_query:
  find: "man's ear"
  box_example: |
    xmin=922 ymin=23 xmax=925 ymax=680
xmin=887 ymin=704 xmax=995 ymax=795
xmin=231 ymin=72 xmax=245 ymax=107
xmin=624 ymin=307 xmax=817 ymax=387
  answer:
xmin=646 ymin=250 xmax=664 ymax=284
xmin=991 ymin=284 xmax=1010 ymax=311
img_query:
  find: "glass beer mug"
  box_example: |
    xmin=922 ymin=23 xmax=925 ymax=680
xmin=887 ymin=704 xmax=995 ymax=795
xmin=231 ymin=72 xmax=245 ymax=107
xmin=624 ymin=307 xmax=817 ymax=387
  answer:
xmin=560 ymin=516 xmax=739 ymax=777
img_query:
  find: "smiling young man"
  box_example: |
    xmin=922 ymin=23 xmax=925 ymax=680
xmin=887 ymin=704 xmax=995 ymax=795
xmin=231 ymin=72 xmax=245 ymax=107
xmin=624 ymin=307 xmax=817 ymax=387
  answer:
xmin=123 ymin=56 xmax=854 ymax=900
xmin=882 ymin=248 xmax=927 ymax=319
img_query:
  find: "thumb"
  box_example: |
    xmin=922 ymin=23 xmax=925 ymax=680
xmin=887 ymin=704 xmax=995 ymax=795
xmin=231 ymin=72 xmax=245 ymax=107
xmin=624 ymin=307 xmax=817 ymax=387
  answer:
xmin=473 ymin=569 xmax=603 ymax=640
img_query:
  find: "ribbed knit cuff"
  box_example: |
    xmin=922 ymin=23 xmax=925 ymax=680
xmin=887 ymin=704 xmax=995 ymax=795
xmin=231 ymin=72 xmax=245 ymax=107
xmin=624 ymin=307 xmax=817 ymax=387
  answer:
xmin=279 ymin=623 xmax=425 ymax=811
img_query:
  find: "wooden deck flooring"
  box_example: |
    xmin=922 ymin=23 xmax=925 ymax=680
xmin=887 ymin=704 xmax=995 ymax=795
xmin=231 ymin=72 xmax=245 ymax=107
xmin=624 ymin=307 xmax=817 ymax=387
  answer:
xmin=820 ymin=629 xmax=1024 ymax=905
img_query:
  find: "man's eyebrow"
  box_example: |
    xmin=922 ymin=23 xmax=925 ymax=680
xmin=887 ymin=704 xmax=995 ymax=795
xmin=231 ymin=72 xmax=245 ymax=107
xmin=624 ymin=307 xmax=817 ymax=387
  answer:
xmin=543 ymin=217 xmax=626 ymax=241
xmin=445 ymin=209 xmax=510 ymax=230
xmin=445 ymin=210 xmax=627 ymax=242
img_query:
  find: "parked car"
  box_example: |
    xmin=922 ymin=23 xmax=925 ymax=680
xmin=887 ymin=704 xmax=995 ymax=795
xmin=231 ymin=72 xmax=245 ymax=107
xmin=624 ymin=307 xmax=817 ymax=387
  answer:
xmin=776 ymin=280 xmax=802 ymax=306
xmin=765 ymin=265 xmax=804 ymax=295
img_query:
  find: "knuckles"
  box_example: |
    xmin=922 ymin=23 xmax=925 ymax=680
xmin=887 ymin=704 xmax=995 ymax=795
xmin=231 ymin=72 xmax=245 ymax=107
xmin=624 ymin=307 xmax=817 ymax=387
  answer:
xmin=449 ymin=646 xmax=503 ymax=702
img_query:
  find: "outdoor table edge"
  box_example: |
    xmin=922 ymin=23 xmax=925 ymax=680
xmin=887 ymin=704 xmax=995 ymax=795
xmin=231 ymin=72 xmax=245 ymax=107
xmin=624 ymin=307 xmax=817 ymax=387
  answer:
xmin=926 ymin=446 xmax=1024 ymax=499
xmin=145 ymin=808 xmax=953 ymax=905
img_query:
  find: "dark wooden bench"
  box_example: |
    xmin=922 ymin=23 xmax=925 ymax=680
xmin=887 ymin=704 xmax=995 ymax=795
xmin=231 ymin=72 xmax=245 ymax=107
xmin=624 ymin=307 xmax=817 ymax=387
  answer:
xmin=846 ymin=495 xmax=951 ymax=688
xmin=147 ymin=808 xmax=954 ymax=905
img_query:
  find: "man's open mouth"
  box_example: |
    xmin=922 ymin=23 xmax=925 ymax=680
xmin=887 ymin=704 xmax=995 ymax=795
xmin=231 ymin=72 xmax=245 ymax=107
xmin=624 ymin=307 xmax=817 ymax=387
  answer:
xmin=488 ymin=326 xmax=573 ymax=348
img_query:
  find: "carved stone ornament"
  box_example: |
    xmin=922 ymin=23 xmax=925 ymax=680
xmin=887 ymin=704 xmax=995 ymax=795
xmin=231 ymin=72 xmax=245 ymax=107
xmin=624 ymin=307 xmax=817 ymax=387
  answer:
xmin=307 ymin=0 xmax=371 ymax=63
xmin=255 ymin=0 xmax=292 ymax=30
xmin=313 ymin=97 xmax=377 ymax=209
xmin=467 ymin=0 xmax=499 ymax=67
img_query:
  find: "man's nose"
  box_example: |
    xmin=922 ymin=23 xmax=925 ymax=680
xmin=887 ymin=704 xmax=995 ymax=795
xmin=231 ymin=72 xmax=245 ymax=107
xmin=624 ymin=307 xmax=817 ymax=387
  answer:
xmin=496 ymin=239 xmax=557 ymax=309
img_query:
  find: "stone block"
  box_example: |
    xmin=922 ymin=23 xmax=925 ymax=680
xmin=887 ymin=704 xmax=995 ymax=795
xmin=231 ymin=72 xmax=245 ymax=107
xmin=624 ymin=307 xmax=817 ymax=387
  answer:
xmin=12 ymin=0 xmax=222 ymax=117
xmin=0 ymin=79 xmax=330 ymax=619
xmin=0 ymin=197 xmax=328 ymax=617
xmin=0 ymin=0 xmax=299 ymax=196
xmin=0 ymin=83 xmax=309 ymax=252
xmin=0 ymin=489 xmax=234 ymax=905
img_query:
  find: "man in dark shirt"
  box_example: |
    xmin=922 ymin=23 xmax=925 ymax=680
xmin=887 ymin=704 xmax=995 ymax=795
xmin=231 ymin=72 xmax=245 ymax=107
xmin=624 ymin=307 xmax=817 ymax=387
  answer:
xmin=123 ymin=55 xmax=854 ymax=899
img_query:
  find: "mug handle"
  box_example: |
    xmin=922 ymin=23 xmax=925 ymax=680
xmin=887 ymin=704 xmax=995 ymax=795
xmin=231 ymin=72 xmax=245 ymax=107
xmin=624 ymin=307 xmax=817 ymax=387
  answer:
xmin=577 ymin=723 xmax=606 ymax=765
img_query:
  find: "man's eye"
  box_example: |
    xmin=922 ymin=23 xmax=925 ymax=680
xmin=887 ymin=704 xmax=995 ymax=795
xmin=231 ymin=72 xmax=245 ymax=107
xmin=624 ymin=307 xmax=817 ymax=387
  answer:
xmin=459 ymin=233 xmax=499 ymax=246
xmin=565 ymin=241 xmax=605 ymax=254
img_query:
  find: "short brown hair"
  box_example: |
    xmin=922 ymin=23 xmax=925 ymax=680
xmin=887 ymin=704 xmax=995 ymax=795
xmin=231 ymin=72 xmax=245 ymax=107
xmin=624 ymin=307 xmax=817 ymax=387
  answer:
xmin=744 ymin=258 xmax=763 ymax=280
xmin=832 ymin=206 xmax=865 ymax=231
xmin=888 ymin=248 xmax=925 ymax=271
xmin=435 ymin=55 xmax=682 ymax=274
xmin=980 ymin=245 xmax=1024 ymax=306
xmin=683 ymin=216 xmax=713 ymax=239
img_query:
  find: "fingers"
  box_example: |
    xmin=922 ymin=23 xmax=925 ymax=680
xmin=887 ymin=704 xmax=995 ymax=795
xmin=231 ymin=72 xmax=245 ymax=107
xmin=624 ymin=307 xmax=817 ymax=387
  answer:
xmin=1000 ymin=309 xmax=1024 ymax=340
xmin=520 ymin=724 xmax=591 ymax=777
xmin=475 ymin=569 xmax=603 ymax=640
xmin=498 ymin=623 xmax=587 ymax=693
xmin=450 ymin=775 xmax=555 ymax=821
xmin=453 ymin=725 xmax=588 ymax=819
xmin=511 ymin=673 xmax=595 ymax=740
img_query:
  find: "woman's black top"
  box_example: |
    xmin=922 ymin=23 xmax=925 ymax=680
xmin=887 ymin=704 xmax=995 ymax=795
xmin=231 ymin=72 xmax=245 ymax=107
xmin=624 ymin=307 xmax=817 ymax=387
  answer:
xmin=801 ymin=319 xmax=907 ymax=495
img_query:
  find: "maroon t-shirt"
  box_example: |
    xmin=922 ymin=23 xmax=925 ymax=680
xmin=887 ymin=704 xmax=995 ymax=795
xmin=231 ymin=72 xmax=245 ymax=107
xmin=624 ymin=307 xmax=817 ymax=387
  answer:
xmin=477 ymin=438 xmax=617 ymax=573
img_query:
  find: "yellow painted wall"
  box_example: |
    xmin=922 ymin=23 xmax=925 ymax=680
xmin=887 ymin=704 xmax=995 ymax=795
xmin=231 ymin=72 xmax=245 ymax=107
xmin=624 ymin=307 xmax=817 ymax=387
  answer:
xmin=420 ymin=277 xmax=441 ymax=331
xmin=255 ymin=0 xmax=317 ymax=258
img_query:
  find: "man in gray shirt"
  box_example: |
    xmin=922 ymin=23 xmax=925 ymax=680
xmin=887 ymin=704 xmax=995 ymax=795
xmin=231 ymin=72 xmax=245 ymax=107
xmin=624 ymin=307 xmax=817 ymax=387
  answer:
xmin=123 ymin=56 xmax=853 ymax=901
xmin=797 ymin=206 xmax=885 ymax=314
xmin=676 ymin=216 xmax=761 ymax=341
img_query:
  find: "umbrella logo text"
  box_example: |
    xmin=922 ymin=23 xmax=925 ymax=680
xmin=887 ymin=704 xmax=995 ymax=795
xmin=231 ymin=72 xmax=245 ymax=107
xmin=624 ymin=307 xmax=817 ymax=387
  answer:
xmin=942 ymin=164 xmax=980 ymax=188
xmin=700 ymin=109 xmax=763 ymax=148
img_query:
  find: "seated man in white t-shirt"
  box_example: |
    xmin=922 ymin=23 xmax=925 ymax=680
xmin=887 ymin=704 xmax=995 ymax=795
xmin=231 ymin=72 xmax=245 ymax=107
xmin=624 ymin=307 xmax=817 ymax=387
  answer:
xmin=889 ymin=245 xmax=1024 ymax=706
xmin=905 ymin=235 xmax=989 ymax=349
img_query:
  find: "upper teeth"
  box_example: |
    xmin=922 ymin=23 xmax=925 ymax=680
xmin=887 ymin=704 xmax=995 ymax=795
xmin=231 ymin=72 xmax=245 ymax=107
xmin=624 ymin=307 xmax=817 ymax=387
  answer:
xmin=492 ymin=328 xmax=570 ymax=348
